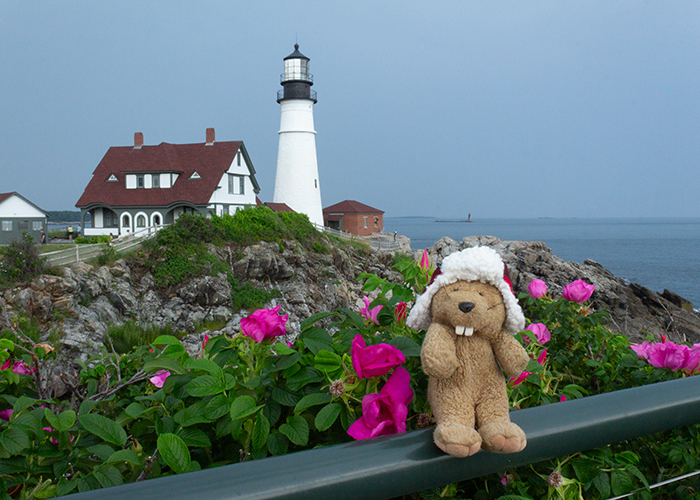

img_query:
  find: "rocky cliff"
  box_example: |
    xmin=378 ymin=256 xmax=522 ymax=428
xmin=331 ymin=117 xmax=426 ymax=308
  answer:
xmin=2 ymin=235 xmax=699 ymax=396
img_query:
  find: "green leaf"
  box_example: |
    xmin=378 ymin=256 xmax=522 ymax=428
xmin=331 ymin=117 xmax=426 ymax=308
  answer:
xmin=592 ymin=471 xmax=611 ymax=497
xmin=273 ymin=352 xmax=303 ymax=372
xmin=301 ymin=311 xmax=337 ymax=331
xmin=314 ymin=350 xmax=342 ymax=373
xmin=151 ymin=335 xmax=182 ymax=346
xmin=143 ymin=357 xmax=186 ymax=375
xmin=185 ymin=375 xmax=225 ymax=397
xmin=106 ymin=449 xmax=144 ymax=467
xmin=124 ymin=402 xmax=147 ymax=419
xmin=12 ymin=396 xmax=37 ymax=413
xmin=0 ymin=427 xmax=30 ymax=455
xmin=176 ymin=427 xmax=212 ymax=448
xmin=173 ymin=401 xmax=210 ymax=427
xmin=301 ymin=327 xmax=333 ymax=355
xmin=273 ymin=343 xmax=296 ymax=356
xmin=56 ymin=477 xmax=79 ymax=497
xmin=44 ymin=409 xmax=76 ymax=433
xmin=279 ymin=416 xmax=309 ymax=446
xmin=314 ymin=403 xmax=341 ymax=431
xmin=286 ymin=366 xmax=324 ymax=391
xmin=625 ymin=464 xmax=649 ymax=489
xmin=185 ymin=358 xmax=223 ymax=377
xmin=611 ymin=470 xmax=634 ymax=496
xmin=0 ymin=338 xmax=14 ymax=350
xmin=94 ymin=464 xmax=124 ymax=489
xmin=572 ymin=458 xmax=600 ymax=484
xmin=87 ymin=444 xmax=116 ymax=461
xmin=12 ymin=412 xmax=43 ymax=437
xmin=295 ymin=393 xmax=332 ymax=414
xmin=388 ymin=336 xmax=421 ymax=357
xmin=204 ymin=394 xmax=231 ymax=420
xmin=78 ymin=414 xmax=128 ymax=446
xmin=267 ymin=431 xmax=289 ymax=456
xmin=252 ymin=414 xmax=270 ymax=451
xmin=157 ymin=433 xmax=191 ymax=474
xmin=79 ymin=399 xmax=98 ymax=415
xmin=230 ymin=396 xmax=263 ymax=421
xmin=271 ymin=387 xmax=301 ymax=407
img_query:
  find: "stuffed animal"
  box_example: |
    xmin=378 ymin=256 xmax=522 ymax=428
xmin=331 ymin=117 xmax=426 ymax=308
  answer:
xmin=407 ymin=246 xmax=530 ymax=458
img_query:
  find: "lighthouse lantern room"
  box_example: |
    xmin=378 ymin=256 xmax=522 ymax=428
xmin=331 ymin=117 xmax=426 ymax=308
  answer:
xmin=273 ymin=44 xmax=323 ymax=227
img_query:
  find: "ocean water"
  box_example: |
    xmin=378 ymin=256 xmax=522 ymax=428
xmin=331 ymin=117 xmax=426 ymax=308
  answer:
xmin=384 ymin=217 xmax=700 ymax=307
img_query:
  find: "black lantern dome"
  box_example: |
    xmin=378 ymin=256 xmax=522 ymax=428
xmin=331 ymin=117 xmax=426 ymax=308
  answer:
xmin=277 ymin=44 xmax=317 ymax=103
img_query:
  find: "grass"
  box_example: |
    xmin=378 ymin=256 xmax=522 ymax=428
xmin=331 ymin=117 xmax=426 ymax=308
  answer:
xmin=106 ymin=320 xmax=183 ymax=354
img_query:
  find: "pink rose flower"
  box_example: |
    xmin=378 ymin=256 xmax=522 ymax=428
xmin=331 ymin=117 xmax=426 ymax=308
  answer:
xmin=12 ymin=361 xmax=32 ymax=376
xmin=562 ymin=279 xmax=595 ymax=303
xmin=559 ymin=395 xmax=567 ymax=402
xmin=149 ymin=370 xmax=170 ymax=388
xmin=203 ymin=334 xmax=209 ymax=349
xmin=523 ymin=323 xmax=551 ymax=344
xmin=241 ymin=305 xmax=288 ymax=342
xmin=360 ymin=297 xmax=383 ymax=325
xmin=1 ymin=359 xmax=10 ymax=371
xmin=347 ymin=367 xmax=414 ymax=440
xmin=630 ymin=341 xmax=651 ymax=360
xmin=537 ymin=349 xmax=547 ymax=365
xmin=394 ymin=302 xmax=408 ymax=323
xmin=646 ymin=341 xmax=690 ymax=371
xmin=509 ymin=371 xmax=532 ymax=387
xmin=0 ymin=409 xmax=13 ymax=421
xmin=351 ymin=334 xmax=405 ymax=379
xmin=528 ymin=279 xmax=547 ymax=299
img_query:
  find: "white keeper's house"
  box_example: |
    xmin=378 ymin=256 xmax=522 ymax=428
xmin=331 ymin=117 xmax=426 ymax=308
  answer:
xmin=0 ymin=192 xmax=49 ymax=245
xmin=76 ymin=128 xmax=260 ymax=237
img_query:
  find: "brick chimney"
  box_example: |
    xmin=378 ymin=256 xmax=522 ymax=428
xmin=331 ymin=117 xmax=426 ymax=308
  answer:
xmin=205 ymin=128 xmax=215 ymax=145
xmin=134 ymin=132 xmax=144 ymax=149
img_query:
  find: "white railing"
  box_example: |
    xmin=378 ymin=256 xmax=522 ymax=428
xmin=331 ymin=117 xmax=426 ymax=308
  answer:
xmin=43 ymin=225 xmax=161 ymax=266
xmin=312 ymin=223 xmax=403 ymax=251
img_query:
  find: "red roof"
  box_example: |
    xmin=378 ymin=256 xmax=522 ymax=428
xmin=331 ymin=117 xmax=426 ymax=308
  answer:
xmin=323 ymin=200 xmax=384 ymax=214
xmin=76 ymin=141 xmax=256 ymax=208
xmin=265 ymin=202 xmax=295 ymax=213
xmin=0 ymin=193 xmax=12 ymax=203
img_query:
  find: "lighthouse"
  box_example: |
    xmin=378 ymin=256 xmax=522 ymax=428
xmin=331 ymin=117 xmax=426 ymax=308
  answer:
xmin=273 ymin=44 xmax=324 ymax=227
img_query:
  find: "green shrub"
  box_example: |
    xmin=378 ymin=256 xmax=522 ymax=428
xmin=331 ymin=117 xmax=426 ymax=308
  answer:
xmin=312 ymin=241 xmax=330 ymax=254
xmin=75 ymin=235 xmax=110 ymax=245
xmin=228 ymin=274 xmax=281 ymax=311
xmin=0 ymin=233 xmax=51 ymax=286
xmin=106 ymin=320 xmax=180 ymax=353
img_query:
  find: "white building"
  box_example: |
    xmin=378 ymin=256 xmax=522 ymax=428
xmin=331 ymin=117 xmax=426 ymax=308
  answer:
xmin=273 ymin=44 xmax=324 ymax=227
xmin=76 ymin=129 xmax=260 ymax=236
xmin=0 ymin=192 xmax=49 ymax=245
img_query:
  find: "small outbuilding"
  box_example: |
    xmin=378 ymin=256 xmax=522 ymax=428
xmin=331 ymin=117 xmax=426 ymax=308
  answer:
xmin=0 ymin=192 xmax=49 ymax=245
xmin=323 ymin=200 xmax=384 ymax=236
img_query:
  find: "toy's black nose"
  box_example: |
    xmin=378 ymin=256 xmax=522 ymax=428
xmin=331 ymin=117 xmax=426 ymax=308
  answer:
xmin=458 ymin=302 xmax=474 ymax=313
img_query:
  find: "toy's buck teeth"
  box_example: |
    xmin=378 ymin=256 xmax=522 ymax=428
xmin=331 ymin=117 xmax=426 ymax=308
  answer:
xmin=455 ymin=326 xmax=474 ymax=336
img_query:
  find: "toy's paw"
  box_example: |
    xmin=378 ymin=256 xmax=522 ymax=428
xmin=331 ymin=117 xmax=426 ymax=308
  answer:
xmin=434 ymin=423 xmax=481 ymax=458
xmin=478 ymin=422 xmax=527 ymax=454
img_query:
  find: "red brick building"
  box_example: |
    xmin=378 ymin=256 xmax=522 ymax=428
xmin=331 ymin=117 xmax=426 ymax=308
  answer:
xmin=323 ymin=200 xmax=384 ymax=236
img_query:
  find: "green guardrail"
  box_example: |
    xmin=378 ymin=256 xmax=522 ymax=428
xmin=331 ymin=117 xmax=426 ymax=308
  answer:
xmin=64 ymin=375 xmax=700 ymax=500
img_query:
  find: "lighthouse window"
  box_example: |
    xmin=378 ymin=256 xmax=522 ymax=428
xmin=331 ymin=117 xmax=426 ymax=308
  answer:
xmin=363 ymin=217 xmax=368 ymax=229
xmin=228 ymin=174 xmax=245 ymax=195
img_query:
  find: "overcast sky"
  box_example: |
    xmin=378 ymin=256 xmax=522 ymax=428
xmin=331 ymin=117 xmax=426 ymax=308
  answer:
xmin=1 ymin=2 xmax=699 ymax=218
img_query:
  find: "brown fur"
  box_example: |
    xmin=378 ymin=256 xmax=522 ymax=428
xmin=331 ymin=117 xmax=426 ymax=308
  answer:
xmin=421 ymin=281 xmax=530 ymax=457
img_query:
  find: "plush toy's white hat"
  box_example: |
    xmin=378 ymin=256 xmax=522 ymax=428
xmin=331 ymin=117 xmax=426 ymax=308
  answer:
xmin=406 ymin=246 xmax=526 ymax=333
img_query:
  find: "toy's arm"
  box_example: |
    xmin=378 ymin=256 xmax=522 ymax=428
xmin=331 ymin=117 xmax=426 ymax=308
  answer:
xmin=491 ymin=329 xmax=530 ymax=379
xmin=421 ymin=323 xmax=459 ymax=379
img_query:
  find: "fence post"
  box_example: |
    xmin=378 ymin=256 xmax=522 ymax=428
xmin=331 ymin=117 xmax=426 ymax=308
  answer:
xmin=75 ymin=245 xmax=79 ymax=263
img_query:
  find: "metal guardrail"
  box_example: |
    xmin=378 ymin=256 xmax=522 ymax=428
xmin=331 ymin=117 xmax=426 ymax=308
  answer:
xmin=42 ymin=225 xmax=160 ymax=265
xmin=64 ymin=375 xmax=700 ymax=500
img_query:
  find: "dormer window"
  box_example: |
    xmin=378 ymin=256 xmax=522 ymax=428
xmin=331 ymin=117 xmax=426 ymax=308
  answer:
xmin=152 ymin=174 xmax=160 ymax=188
xmin=237 ymin=152 xmax=241 ymax=166
xmin=137 ymin=175 xmax=144 ymax=188
xmin=228 ymin=174 xmax=244 ymax=195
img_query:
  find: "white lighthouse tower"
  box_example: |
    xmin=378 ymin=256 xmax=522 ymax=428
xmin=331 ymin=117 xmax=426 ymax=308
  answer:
xmin=273 ymin=44 xmax=324 ymax=227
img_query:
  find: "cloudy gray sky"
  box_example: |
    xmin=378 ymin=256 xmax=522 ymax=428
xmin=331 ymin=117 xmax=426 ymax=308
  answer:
xmin=1 ymin=2 xmax=699 ymax=218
